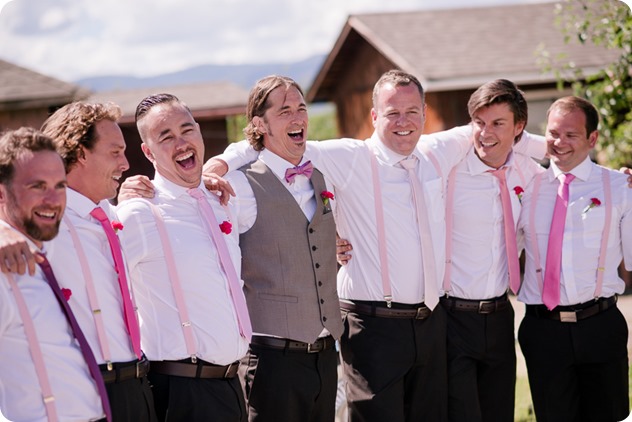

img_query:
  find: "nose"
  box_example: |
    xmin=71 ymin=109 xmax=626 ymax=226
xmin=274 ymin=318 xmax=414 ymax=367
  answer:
xmin=120 ymin=152 xmax=130 ymax=172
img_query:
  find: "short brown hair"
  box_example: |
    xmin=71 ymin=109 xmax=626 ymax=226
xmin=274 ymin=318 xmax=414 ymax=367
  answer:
xmin=41 ymin=101 xmax=122 ymax=171
xmin=244 ymin=75 xmax=304 ymax=151
xmin=372 ymin=70 xmax=425 ymax=108
xmin=0 ymin=127 xmax=57 ymax=184
xmin=547 ymin=96 xmax=599 ymax=136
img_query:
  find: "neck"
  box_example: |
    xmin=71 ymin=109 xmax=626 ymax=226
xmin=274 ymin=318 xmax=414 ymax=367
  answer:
xmin=67 ymin=172 xmax=101 ymax=205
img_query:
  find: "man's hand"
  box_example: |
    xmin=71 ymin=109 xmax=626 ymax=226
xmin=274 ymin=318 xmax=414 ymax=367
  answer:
xmin=118 ymin=175 xmax=155 ymax=203
xmin=0 ymin=227 xmax=38 ymax=276
xmin=621 ymin=167 xmax=632 ymax=188
xmin=336 ymin=238 xmax=353 ymax=266
xmin=203 ymin=158 xmax=229 ymax=177
xmin=202 ymin=174 xmax=235 ymax=206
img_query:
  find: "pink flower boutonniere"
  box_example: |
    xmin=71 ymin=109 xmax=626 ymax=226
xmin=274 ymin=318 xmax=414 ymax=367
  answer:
xmin=321 ymin=190 xmax=335 ymax=206
xmin=111 ymin=221 xmax=124 ymax=233
xmin=513 ymin=186 xmax=524 ymax=204
xmin=61 ymin=288 xmax=72 ymax=301
xmin=219 ymin=221 xmax=232 ymax=234
xmin=582 ymin=197 xmax=601 ymax=214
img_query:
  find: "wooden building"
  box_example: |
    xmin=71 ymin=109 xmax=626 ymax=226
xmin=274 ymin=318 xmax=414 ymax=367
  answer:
xmin=307 ymin=1 xmax=620 ymax=139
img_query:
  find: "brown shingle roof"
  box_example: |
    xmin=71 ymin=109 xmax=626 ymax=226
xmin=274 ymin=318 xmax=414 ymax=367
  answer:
xmin=0 ymin=59 xmax=89 ymax=110
xmin=88 ymin=82 xmax=248 ymax=124
xmin=309 ymin=1 xmax=620 ymax=100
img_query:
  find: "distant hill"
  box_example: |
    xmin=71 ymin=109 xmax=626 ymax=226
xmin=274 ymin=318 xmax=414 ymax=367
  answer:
xmin=75 ymin=55 xmax=326 ymax=92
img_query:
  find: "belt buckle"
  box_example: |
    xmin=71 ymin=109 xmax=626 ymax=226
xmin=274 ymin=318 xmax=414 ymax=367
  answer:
xmin=136 ymin=359 xmax=142 ymax=378
xmin=478 ymin=300 xmax=494 ymax=314
xmin=415 ymin=306 xmax=428 ymax=319
xmin=559 ymin=311 xmax=578 ymax=323
xmin=306 ymin=341 xmax=320 ymax=353
xmin=224 ymin=362 xmax=235 ymax=377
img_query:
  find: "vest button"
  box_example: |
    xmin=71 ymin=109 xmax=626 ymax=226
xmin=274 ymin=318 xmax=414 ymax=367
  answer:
xmin=315 ymin=263 xmax=320 ymax=268
xmin=318 ymin=281 xmax=323 ymax=286
xmin=312 ymin=245 xmax=317 ymax=251
xmin=322 ymin=317 xmax=327 ymax=322
xmin=320 ymin=299 xmax=325 ymax=304
xmin=309 ymin=228 xmax=314 ymax=233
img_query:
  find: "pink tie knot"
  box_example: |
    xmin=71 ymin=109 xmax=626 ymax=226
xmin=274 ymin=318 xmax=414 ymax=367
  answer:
xmin=399 ymin=157 xmax=418 ymax=170
xmin=90 ymin=206 xmax=109 ymax=223
xmin=284 ymin=160 xmax=314 ymax=184
xmin=560 ymin=173 xmax=576 ymax=185
xmin=187 ymin=187 xmax=205 ymax=200
xmin=490 ymin=167 xmax=508 ymax=181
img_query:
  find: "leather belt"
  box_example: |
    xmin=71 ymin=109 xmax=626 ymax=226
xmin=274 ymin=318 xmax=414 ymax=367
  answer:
xmin=526 ymin=295 xmax=618 ymax=323
xmin=99 ymin=356 xmax=150 ymax=384
xmin=340 ymin=300 xmax=431 ymax=320
xmin=440 ymin=294 xmax=510 ymax=314
xmin=150 ymin=359 xmax=239 ymax=379
xmin=251 ymin=335 xmax=336 ymax=353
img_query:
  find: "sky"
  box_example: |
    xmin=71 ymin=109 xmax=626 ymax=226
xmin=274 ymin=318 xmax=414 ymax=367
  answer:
xmin=0 ymin=0 xmax=629 ymax=83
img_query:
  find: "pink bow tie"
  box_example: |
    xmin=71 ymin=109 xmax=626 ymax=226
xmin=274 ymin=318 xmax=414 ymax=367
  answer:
xmin=284 ymin=160 xmax=314 ymax=184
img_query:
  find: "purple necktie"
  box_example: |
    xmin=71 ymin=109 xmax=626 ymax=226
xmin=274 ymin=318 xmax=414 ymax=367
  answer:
xmin=490 ymin=168 xmax=521 ymax=294
xmin=38 ymin=254 xmax=112 ymax=422
xmin=188 ymin=188 xmax=253 ymax=340
xmin=284 ymin=160 xmax=314 ymax=184
xmin=90 ymin=207 xmax=142 ymax=360
xmin=542 ymin=173 xmax=576 ymax=310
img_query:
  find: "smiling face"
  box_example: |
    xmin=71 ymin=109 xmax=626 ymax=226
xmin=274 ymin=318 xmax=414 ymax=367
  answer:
xmin=0 ymin=150 xmax=67 ymax=247
xmin=471 ymin=102 xmax=525 ymax=169
xmin=546 ymin=107 xmax=597 ymax=172
xmin=138 ymin=102 xmax=204 ymax=188
xmin=255 ymin=85 xmax=308 ymax=165
xmin=371 ymin=82 xmax=425 ymax=157
xmin=77 ymin=119 xmax=129 ymax=203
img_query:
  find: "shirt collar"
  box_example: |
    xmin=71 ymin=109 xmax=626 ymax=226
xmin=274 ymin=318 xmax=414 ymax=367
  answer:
xmin=152 ymin=171 xmax=205 ymax=200
xmin=466 ymin=148 xmax=516 ymax=176
xmin=260 ymin=149 xmax=310 ymax=183
xmin=367 ymin=131 xmax=411 ymax=165
xmin=66 ymin=188 xmax=112 ymax=219
xmin=548 ymin=156 xmax=593 ymax=182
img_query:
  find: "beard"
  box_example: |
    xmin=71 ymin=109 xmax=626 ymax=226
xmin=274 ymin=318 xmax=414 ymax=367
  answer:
xmin=6 ymin=189 xmax=61 ymax=242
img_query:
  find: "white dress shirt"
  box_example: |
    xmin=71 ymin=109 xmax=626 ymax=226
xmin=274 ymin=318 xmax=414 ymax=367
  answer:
xmin=445 ymin=148 xmax=544 ymax=299
xmin=518 ymin=157 xmax=632 ymax=305
xmin=0 ymin=223 xmax=103 ymax=422
xmin=221 ymin=126 xmax=546 ymax=304
xmin=116 ymin=173 xmax=248 ymax=365
xmin=47 ymin=188 xmax=137 ymax=364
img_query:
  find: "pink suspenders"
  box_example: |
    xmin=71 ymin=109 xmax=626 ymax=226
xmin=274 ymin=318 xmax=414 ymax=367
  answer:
xmin=528 ymin=167 xmax=612 ymax=298
xmin=6 ymin=273 xmax=59 ymax=422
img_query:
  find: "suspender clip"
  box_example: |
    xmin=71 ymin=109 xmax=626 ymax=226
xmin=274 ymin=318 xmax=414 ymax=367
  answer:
xmin=106 ymin=361 xmax=113 ymax=371
xmin=384 ymin=295 xmax=393 ymax=308
xmin=43 ymin=395 xmax=55 ymax=404
xmin=191 ymin=354 xmax=198 ymax=364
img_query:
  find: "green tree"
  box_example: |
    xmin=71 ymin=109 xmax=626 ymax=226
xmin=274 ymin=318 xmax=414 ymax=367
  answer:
xmin=546 ymin=0 xmax=632 ymax=168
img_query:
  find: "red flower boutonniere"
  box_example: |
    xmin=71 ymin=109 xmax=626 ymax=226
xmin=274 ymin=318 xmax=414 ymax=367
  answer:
xmin=219 ymin=221 xmax=232 ymax=234
xmin=111 ymin=221 xmax=124 ymax=233
xmin=582 ymin=197 xmax=601 ymax=214
xmin=61 ymin=288 xmax=72 ymax=301
xmin=321 ymin=190 xmax=334 ymax=206
xmin=513 ymin=186 xmax=524 ymax=204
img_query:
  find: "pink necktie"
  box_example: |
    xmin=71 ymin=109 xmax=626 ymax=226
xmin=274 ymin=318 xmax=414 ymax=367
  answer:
xmin=187 ymin=188 xmax=253 ymax=340
xmin=90 ymin=207 xmax=142 ymax=359
xmin=400 ymin=158 xmax=439 ymax=310
xmin=38 ymin=254 xmax=112 ymax=422
xmin=490 ymin=168 xmax=521 ymax=295
xmin=542 ymin=173 xmax=576 ymax=310
xmin=284 ymin=160 xmax=314 ymax=184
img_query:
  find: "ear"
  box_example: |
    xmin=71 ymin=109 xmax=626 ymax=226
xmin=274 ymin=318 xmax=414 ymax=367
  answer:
xmin=252 ymin=116 xmax=267 ymax=134
xmin=371 ymin=108 xmax=378 ymax=128
xmin=588 ymin=130 xmax=598 ymax=148
xmin=141 ymin=143 xmax=155 ymax=163
xmin=0 ymin=185 xmax=8 ymax=204
xmin=513 ymin=121 xmax=526 ymax=143
xmin=76 ymin=145 xmax=88 ymax=166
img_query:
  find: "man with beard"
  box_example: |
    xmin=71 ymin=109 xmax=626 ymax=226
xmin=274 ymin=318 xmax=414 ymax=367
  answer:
xmin=0 ymin=127 xmax=108 ymax=421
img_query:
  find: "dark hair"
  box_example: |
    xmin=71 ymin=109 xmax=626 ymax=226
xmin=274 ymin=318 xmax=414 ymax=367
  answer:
xmin=135 ymin=93 xmax=192 ymax=123
xmin=41 ymin=101 xmax=122 ymax=171
xmin=372 ymin=70 xmax=425 ymax=107
xmin=467 ymin=79 xmax=528 ymax=142
xmin=244 ymin=75 xmax=304 ymax=151
xmin=547 ymin=96 xmax=599 ymax=136
xmin=0 ymin=127 xmax=57 ymax=183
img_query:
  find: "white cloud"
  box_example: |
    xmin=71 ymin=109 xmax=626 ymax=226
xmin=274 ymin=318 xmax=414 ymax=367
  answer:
xmin=0 ymin=0 xmax=548 ymax=81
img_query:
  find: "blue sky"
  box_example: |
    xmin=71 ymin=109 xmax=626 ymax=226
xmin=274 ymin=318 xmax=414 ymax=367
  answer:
xmin=0 ymin=0 xmax=562 ymax=81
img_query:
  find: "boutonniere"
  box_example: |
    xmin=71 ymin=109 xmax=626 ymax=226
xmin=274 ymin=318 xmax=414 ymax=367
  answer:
xmin=219 ymin=221 xmax=232 ymax=234
xmin=111 ymin=221 xmax=124 ymax=233
xmin=582 ymin=197 xmax=601 ymax=214
xmin=513 ymin=186 xmax=524 ymax=204
xmin=321 ymin=190 xmax=334 ymax=206
xmin=61 ymin=288 xmax=72 ymax=301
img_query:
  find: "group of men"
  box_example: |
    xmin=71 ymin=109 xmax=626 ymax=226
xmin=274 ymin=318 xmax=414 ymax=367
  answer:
xmin=0 ymin=68 xmax=629 ymax=422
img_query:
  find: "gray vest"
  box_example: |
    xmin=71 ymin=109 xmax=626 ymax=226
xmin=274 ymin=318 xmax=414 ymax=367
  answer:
xmin=239 ymin=160 xmax=343 ymax=343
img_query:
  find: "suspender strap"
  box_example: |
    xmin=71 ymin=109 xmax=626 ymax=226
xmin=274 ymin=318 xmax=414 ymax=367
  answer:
xmin=7 ymin=274 xmax=59 ymax=422
xmin=367 ymin=145 xmax=393 ymax=307
xmin=148 ymin=202 xmax=198 ymax=362
xmin=529 ymin=168 xmax=612 ymax=298
xmin=442 ymin=166 xmax=457 ymax=295
xmin=63 ymin=216 xmax=113 ymax=369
